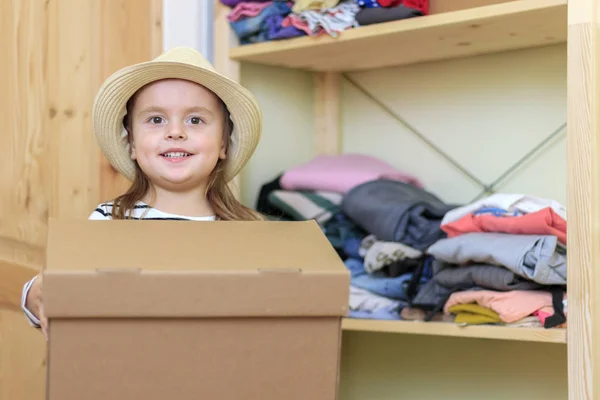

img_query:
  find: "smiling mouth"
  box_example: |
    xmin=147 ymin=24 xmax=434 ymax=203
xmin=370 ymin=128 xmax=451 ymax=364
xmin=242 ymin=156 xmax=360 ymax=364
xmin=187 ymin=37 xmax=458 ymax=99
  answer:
xmin=161 ymin=151 xmax=192 ymax=158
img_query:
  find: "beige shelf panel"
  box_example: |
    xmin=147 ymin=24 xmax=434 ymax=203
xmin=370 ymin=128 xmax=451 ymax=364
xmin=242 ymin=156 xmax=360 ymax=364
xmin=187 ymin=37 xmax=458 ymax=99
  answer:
xmin=229 ymin=0 xmax=567 ymax=72
xmin=342 ymin=318 xmax=567 ymax=343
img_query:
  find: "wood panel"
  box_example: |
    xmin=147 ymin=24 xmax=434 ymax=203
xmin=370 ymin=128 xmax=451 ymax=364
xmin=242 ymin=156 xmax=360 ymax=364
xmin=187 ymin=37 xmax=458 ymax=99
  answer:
xmin=314 ymin=72 xmax=341 ymax=155
xmin=0 ymin=2 xmax=54 ymax=398
xmin=566 ymin=0 xmax=600 ymax=398
xmin=95 ymin=0 xmax=163 ymax=202
xmin=0 ymin=1 xmax=162 ymax=399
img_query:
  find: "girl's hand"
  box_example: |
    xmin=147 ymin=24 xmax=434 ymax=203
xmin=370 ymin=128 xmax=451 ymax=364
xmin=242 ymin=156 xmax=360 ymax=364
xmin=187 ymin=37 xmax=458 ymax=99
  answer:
xmin=26 ymin=274 xmax=48 ymax=340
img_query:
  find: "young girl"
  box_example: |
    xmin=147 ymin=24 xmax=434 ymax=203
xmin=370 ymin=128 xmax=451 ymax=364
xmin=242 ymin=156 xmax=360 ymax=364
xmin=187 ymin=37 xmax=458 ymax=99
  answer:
xmin=21 ymin=46 xmax=264 ymax=339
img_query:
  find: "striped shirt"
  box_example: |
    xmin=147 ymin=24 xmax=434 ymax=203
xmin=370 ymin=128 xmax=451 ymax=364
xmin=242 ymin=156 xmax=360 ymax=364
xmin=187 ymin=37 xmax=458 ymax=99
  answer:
xmin=21 ymin=201 xmax=216 ymax=328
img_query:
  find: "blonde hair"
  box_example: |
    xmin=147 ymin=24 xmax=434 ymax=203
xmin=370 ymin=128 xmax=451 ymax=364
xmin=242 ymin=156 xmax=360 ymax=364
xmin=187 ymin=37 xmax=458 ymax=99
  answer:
xmin=111 ymin=84 xmax=264 ymax=221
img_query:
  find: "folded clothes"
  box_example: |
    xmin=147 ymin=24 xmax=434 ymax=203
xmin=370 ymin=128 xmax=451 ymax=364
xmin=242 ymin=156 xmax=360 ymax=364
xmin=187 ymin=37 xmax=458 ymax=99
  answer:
xmin=358 ymin=234 xmax=423 ymax=273
xmin=355 ymin=4 xmax=423 ymax=25
xmin=345 ymin=257 xmax=423 ymax=300
xmin=294 ymin=1 xmax=360 ymax=37
xmin=227 ymin=1 xmax=273 ymax=22
xmin=410 ymin=257 xmax=542 ymax=313
xmin=323 ymin=212 xmax=367 ymax=257
xmin=348 ymin=309 xmax=401 ymax=320
xmin=229 ymin=2 xmax=293 ymax=44
xmin=282 ymin=14 xmax=323 ymax=36
xmin=434 ymin=261 xmax=542 ymax=292
xmin=441 ymin=193 xmax=567 ymax=226
xmin=267 ymin=189 xmax=342 ymax=225
xmin=265 ymin=14 xmax=306 ymax=40
xmin=448 ymin=303 xmax=502 ymax=325
xmin=349 ymin=285 xmax=406 ymax=313
xmin=356 ymin=0 xmax=428 ymax=12
xmin=292 ymin=0 xmax=340 ymax=12
xmin=342 ymin=179 xmax=458 ymax=250
xmin=441 ymin=207 xmax=567 ymax=245
xmin=505 ymin=316 xmax=543 ymax=328
xmin=281 ymin=154 xmax=422 ymax=194
xmin=444 ymin=289 xmax=558 ymax=324
xmin=221 ymin=0 xmax=284 ymax=8
xmin=428 ymin=233 xmax=567 ymax=285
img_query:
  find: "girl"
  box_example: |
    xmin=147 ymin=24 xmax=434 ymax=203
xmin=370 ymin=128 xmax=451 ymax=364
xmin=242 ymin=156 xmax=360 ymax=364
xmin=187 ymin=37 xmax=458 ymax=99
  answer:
xmin=21 ymin=46 xmax=264 ymax=339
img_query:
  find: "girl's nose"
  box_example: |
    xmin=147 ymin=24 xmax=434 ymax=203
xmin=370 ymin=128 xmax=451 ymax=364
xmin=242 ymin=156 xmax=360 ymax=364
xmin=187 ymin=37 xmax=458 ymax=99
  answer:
xmin=165 ymin=124 xmax=187 ymax=140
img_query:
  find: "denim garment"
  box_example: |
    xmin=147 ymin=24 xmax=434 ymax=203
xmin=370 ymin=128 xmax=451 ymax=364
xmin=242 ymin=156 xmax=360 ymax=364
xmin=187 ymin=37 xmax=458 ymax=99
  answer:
xmin=348 ymin=309 xmax=402 ymax=320
xmin=343 ymin=237 xmax=363 ymax=259
xmin=230 ymin=2 xmax=292 ymax=43
xmin=345 ymin=257 xmax=419 ymax=300
xmin=322 ymin=213 xmax=366 ymax=255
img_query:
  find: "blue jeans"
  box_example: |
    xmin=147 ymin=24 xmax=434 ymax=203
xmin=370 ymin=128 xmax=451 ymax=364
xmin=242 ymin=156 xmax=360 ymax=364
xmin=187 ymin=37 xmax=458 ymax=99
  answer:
xmin=345 ymin=257 xmax=416 ymax=300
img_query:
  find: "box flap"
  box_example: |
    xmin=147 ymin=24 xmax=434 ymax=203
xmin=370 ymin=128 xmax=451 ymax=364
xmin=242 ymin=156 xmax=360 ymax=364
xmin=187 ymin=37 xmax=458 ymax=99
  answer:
xmin=43 ymin=218 xmax=350 ymax=318
xmin=45 ymin=218 xmax=344 ymax=272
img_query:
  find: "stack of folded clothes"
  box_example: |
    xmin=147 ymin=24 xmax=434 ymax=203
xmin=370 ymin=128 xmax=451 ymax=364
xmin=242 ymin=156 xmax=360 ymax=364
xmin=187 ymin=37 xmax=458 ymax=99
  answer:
xmin=220 ymin=0 xmax=428 ymax=44
xmin=255 ymin=153 xmax=456 ymax=320
xmin=409 ymin=193 xmax=568 ymax=329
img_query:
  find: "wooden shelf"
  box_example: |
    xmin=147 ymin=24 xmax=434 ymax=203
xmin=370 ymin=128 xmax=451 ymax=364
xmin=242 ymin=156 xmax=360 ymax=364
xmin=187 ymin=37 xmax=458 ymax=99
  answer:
xmin=229 ymin=0 xmax=567 ymax=72
xmin=341 ymin=318 xmax=567 ymax=344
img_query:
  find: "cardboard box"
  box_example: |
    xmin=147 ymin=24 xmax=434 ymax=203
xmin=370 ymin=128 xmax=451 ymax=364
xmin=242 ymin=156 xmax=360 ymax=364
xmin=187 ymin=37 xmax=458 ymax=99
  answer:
xmin=43 ymin=218 xmax=350 ymax=400
xmin=429 ymin=0 xmax=515 ymax=14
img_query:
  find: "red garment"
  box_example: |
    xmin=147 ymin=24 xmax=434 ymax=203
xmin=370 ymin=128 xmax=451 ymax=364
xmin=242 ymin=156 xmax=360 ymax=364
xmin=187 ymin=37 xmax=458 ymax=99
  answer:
xmin=376 ymin=0 xmax=428 ymax=14
xmin=441 ymin=207 xmax=567 ymax=245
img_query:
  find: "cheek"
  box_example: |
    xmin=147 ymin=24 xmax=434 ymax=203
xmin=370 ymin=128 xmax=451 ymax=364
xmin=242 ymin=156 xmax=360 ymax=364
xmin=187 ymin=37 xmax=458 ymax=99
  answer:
xmin=194 ymin=131 xmax=224 ymax=153
xmin=132 ymin=131 xmax=159 ymax=156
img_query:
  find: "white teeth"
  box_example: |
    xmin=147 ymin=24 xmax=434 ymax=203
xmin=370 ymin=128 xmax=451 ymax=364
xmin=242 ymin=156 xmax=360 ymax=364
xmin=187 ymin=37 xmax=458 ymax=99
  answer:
xmin=162 ymin=152 xmax=190 ymax=158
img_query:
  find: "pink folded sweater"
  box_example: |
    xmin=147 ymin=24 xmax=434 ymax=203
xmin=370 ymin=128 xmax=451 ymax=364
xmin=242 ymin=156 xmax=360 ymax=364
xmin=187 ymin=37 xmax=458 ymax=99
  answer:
xmin=280 ymin=154 xmax=423 ymax=194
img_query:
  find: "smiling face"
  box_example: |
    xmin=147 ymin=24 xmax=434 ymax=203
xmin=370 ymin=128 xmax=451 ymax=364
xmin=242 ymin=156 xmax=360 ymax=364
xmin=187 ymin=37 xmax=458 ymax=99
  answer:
xmin=127 ymin=78 xmax=227 ymax=193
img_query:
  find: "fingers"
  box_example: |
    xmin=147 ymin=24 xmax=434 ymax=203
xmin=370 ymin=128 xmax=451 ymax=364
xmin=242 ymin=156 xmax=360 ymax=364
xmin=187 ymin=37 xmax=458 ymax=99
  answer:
xmin=40 ymin=305 xmax=48 ymax=341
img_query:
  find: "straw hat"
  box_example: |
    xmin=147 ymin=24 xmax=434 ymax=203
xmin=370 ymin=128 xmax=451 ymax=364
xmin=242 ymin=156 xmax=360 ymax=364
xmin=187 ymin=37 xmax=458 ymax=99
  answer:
xmin=92 ymin=46 xmax=262 ymax=183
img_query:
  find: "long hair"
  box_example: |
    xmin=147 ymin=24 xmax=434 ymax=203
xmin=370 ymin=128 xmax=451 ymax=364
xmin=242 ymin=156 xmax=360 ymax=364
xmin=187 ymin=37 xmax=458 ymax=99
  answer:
xmin=112 ymin=88 xmax=264 ymax=221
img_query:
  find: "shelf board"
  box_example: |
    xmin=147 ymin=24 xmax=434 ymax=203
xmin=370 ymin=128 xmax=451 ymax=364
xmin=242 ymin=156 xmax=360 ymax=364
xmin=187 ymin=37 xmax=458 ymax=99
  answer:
xmin=229 ymin=0 xmax=567 ymax=72
xmin=341 ymin=318 xmax=567 ymax=344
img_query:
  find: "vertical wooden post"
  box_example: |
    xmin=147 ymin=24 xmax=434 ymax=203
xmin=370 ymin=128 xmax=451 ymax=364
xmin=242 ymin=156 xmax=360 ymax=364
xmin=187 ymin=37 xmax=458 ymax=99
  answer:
xmin=314 ymin=72 xmax=342 ymax=155
xmin=213 ymin=1 xmax=243 ymax=200
xmin=567 ymin=0 xmax=600 ymax=398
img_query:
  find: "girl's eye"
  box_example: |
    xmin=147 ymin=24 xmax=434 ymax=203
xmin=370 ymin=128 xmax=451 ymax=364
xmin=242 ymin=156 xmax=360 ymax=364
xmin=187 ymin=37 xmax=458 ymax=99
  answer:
xmin=189 ymin=117 xmax=202 ymax=125
xmin=151 ymin=116 xmax=164 ymax=124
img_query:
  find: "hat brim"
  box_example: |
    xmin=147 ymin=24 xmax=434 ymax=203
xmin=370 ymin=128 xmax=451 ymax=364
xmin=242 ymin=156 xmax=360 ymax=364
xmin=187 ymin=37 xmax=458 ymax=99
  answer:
xmin=92 ymin=60 xmax=262 ymax=183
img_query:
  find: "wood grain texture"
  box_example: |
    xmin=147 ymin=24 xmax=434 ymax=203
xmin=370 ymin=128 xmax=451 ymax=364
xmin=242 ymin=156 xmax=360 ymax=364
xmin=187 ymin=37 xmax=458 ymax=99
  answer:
xmin=229 ymin=0 xmax=567 ymax=72
xmin=0 ymin=2 xmax=51 ymax=398
xmin=96 ymin=0 xmax=164 ymax=202
xmin=314 ymin=72 xmax=341 ymax=155
xmin=0 ymin=0 xmax=50 ymax=269
xmin=566 ymin=3 xmax=600 ymax=397
xmin=47 ymin=0 xmax=100 ymax=220
xmin=0 ymin=311 xmax=47 ymax=400
xmin=1 ymin=1 xmax=163 ymax=398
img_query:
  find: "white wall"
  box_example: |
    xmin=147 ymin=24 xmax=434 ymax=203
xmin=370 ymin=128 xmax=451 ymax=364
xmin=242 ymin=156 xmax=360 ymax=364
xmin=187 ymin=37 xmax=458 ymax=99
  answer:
xmin=241 ymin=44 xmax=567 ymax=209
xmin=162 ymin=0 xmax=213 ymax=62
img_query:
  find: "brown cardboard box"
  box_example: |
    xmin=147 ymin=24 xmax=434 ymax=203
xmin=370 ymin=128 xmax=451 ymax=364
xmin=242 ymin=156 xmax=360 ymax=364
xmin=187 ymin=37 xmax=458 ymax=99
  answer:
xmin=43 ymin=218 xmax=350 ymax=400
xmin=429 ymin=0 xmax=515 ymax=14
